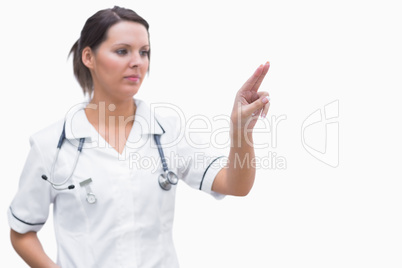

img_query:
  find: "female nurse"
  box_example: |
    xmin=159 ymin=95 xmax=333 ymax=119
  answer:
xmin=8 ymin=6 xmax=270 ymax=268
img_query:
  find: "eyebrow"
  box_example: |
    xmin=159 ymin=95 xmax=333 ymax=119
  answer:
xmin=112 ymin=43 xmax=150 ymax=48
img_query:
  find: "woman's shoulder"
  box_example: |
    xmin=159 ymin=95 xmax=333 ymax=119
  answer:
xmin=30 ymin=102 xmax=89 ymax=146
xmin=29 ymin=119 xmax=64 ymax=146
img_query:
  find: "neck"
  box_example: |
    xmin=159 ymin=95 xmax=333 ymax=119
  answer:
xmin=85 ymin=97 xmax=137 ymax=130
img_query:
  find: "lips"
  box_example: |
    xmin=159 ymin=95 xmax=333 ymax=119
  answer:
xmin=125 ymin=75 xmax=140 ymax=82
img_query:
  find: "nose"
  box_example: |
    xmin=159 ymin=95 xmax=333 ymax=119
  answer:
xmin=129 ymin=52 xmax=143 ymax=68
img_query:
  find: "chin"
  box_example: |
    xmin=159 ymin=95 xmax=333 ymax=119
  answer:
xmin=122 ymin=88 xmax=140 ymax=100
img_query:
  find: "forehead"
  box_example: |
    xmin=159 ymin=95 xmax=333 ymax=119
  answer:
xmin=104 ymin=21 xmax=149 ymax=46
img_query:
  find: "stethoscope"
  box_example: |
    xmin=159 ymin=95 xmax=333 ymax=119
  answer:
xmin=41 ymin=122 xmax=179 ymax=203
xmin=154 ymin=134 xmax=178 ymax=190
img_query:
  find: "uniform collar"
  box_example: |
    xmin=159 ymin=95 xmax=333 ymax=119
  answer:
xmin=132 ymin=99 xmax=165 ymax=135
xmin=64 ymin=99 xmax=165 ymax=140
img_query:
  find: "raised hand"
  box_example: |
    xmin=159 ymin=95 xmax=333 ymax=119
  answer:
xmin=231 ymin=62 xmax=271 ymax=131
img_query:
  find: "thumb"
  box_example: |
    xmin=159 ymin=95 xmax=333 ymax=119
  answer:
xmin=242 ymin=95 xmax=270 ymax=116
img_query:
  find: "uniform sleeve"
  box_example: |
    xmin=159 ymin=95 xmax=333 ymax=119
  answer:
xmin=7 ymin=136 xmax=53 ymax=234
xmin=175 ymin=128 xmax=228 ymax=200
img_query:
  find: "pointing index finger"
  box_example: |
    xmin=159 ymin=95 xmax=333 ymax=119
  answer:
xmin=251 ymin=61 xmax=270 ymax=92
xmin=240 ymin=61 xmax=270 ymax=93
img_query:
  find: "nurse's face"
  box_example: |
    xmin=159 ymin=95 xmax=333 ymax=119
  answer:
xmin=84 ymin=21 xmax=149 ymax=102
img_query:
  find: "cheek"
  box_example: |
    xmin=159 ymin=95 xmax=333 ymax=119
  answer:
xmin=142 ymin=59 xmax=150 ymax=74
xmin=97 ymin=55 xmax=126 ymax=75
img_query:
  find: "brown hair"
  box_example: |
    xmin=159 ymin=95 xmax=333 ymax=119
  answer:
xmin=69 ymin=6 xmax=150 ymax=95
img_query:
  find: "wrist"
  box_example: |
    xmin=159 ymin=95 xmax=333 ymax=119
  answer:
xmin=230 ymin=127 xmax=254 ymax=148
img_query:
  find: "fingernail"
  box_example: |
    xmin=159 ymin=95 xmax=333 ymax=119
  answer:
xmin=265 ymin=61 xmax=270 ymax=65
xmin=261 ymin=113 xmax=266 ymax=118
xmin=262 ymin=97 xmax=269 ymax=104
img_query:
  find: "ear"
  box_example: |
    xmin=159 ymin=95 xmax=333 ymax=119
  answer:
xmin=82 ymin=47 xmax=95 ymax=69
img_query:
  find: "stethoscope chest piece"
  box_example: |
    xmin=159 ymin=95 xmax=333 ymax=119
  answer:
xmin=158 ymin=173 xmax=172 ymax=191
xmin=158 ymin=171 xmax=179 ymax=191
xmin=154 ymin=134 xmax=179 ymax=191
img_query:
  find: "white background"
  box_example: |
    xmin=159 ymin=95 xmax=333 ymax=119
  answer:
xmin=1 ymin=0 xmax=401 ymax=267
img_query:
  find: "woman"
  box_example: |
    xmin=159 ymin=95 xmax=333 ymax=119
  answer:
xmin=8 ymin=6 xmax=270 ymax=268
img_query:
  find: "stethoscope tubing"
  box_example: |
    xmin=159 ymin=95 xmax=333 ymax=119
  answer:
xmin=154 ymin=135 xmax=178 ymax=185
xmin=44 ymin=121 xmax=178 ymax=192
xmin=45 ymin=123 xmax=85 ymax=190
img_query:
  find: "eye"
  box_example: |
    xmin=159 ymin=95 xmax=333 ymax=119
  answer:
xmin=140 ymin=50 xmax=150 ymax=57
xmin=116 ymin=49 xmax=128 ymax=56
